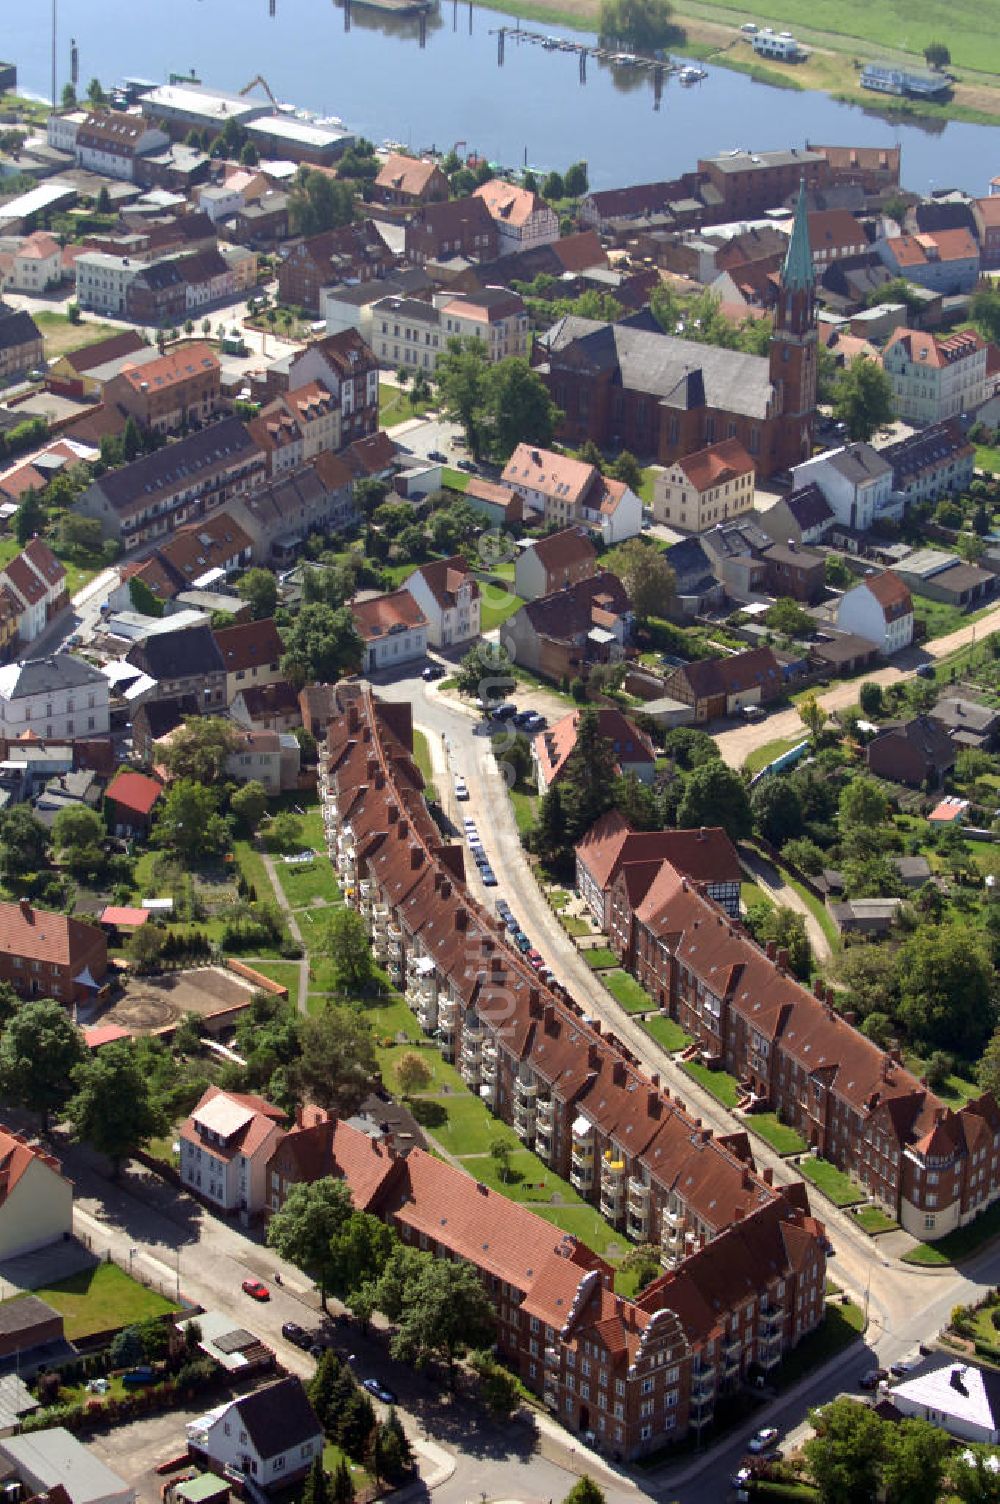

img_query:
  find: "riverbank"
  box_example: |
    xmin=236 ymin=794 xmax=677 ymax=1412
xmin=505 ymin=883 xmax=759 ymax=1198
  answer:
xmin=471 ymin=0 xmax=1000 ymax=125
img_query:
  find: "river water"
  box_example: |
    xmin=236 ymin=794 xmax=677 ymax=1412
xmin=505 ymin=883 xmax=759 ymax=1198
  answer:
xmin=15 ymin=0 xmax=1000 ymax=192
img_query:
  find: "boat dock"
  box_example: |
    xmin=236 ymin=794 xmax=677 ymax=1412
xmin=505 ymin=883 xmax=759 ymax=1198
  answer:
xmin=488 ymin=26 xmax=706 ymax=91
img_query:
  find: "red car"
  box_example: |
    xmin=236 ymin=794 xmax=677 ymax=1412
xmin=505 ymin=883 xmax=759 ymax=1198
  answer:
xmin=242 ymin=1279 xmax=270 ymax=1301
xmin=527 ymin=949 xmax=544 ymax=970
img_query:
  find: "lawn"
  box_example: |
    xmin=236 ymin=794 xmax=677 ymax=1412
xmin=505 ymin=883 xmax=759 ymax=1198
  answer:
xmin=642 ymin=1014 xmax=692 ymax=1053
xmin=442 ymin=467 xmax=470 ymax=492
xmin=238 ymin=960 xmax=300 ymax=992
xmin=853 ymin=1205 xmax=900 ymax=1235
xmin=798 ymin=1157 xmax=866 ymax=1208
xmin=234 ymin=840 xmax=272 ymax=902
xmin=417 ymin=1091 xmax=500 ymax=1156
xmin=583 ymin=947 xmax=619 ymax=970
xmin=273 ymin=856 xmax=341 ymax=910
xmin=748 ymin=1112 xmax=808 ymax=1156
xmin=681 ymin=1058 xmax=742 ymax=1109
xmin=783 ymin=871 xmax=840 ymax=952
xmin=902 ymin=1197 xmax=1000 ymax=1266
xmin=411 ymin=728 xmax=434 ymax=783
xmin=534 ymin=1204 xmax=626 ymax=1257
xmin=322 ymin=1442 xmax=372 ymax=1493
xmin=602 ymin=969 xmax=655 ymax=1014
xmin=774 ymin=1300 xmax=865 ymax=1391
xmin=457 ymin=1148 xmax=580 ymax=1205
xmin=377 ymin=383 xmax=430 ymax=426
xmin=480 ymin=588 xmax=525 ymax=632
xmin=743 ymin=736 xmax=806 ymax=776
xmin=560 ymin=913 xmax=592 ymax=938
xmin=977 ymin=444 xmax=1000 ymax=474
xmin=913 ymin=596 xmax=991 ymax=642
xmin=510 ymin=787 xmax=538 ymax=837
xmin=26 ymin=1262 xmax=178 ymax=1339
xmin=741 ymin=880 xmax=773 ymax=912
xmin=33 ymin=311 xmax=124 ymax=360
xmin=360 ymin=995 xmax=421 ymax=1039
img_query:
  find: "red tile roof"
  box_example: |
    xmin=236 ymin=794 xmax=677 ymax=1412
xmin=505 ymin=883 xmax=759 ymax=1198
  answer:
xmin=524 ymin=527 xmax=597 ymax=574
xmin=116 ymin=341 xmax=219 ymax=395
xmin=535 ymin=708 xmax=656 ymax=788
xmin=409 ymin=555 xmax=480 ymax=612
xmin=213 ymin=618 xmax=283 ymax=674
xmin=674 ymin=437 xmax=755 ymax=493
xmin=0 ymin=899 xmax=107 ymax=971
xmin=864 ymin=569 xmax=912 ymax=621
xmin=0 ymin=1129 xmax=66 ymax=1205
xmin=351 ymin=588 xmax=427 ymax=643
xmin=105 ymin=770 xmax=164 ymax=817
xmin=576 ymin=808 xmax=740 ymax=892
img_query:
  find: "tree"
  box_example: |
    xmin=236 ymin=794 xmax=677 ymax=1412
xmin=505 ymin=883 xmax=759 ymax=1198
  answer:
xmin=745 ymin=904 xmax=811 ymax=981
xmin=293 ymin=1004 xmax=377 ymax=1119
xmin=563 ymin=161 xmax=589 ymax=196
xmin=368 ymin=1411 xmax=412 ymax=1485
xmin=751 ymin=776 xmax=803 ymax=846
xmin=86 ymin=78 xmax=105 ymax=105
xmin=395 ymin=1051 xmax=432 ymax=1094
xmin=677 ymin=761 xmax=752 ymax=840
xmin=804 ymin=1397 xmax=886 ymax=1504
xmin=611 ymin=537 xmax=675 ymax=621
xmin=331 ymin=1458 xmax=355 ymax=1504
xmin=767 ymin=597 xmax=813 ymax=638
xmin=52 ymin=805 xmax=104 ymax=858
xmin=388 ymin=1253 xmax=496 ymax=1386
xmin=561 ymin=706 xmax=620 ymax=839
xmin=530 ymin=783 xmax=570 ymax=871
xmin=154 ymin=780 xmax=231 ymax=863
xmin=859 ymin=681 xmax=883 ymax=718
xmin=953 ymin=1445 xmax=1000 ymax=1504
xmin=263 ymin=810 xmax=303 ymax=854
xmin=0 ymin=805 xmax=49 ymax=883
xmin=328 ymin=1209 xmax=396 ymax=1302
xmin=0 ymin=1001 xmax=84 ymax=1129
xmin=108 ymin=1326 xmax=144 ymax=1369
xmin=479 ymin=358 xmax=562 ymax=461
xmin=542 ymin=170 xmax=564 ymax=201
xmin=323 ymin=907 xmax=374 ymax=992
xmin=470 ymin=1351 xmax=521 ymax=1416
xmin=58 ymin=513 xmax=103 ymax=556
xmin=924 ymin=40 xmax=951 ymax=68
xmin=979 ymin=1022 xmax=1000 ymax=1099
xmin=237 ymin=567 xmax=279 ymax=620
xmin=338 ymin=1390 xmax=377 ymax=1461
xmin=161 ymin=717 xmax=241 ymax=784
xmin=798 ymin=692 xmax=826 ymax=744
xmin=896 ymin=924 xmax=995 ymax=1057
xmin=267 ymin=1176 xmax=353 ymax=1308
xmin=302 ymin=1456 xmax=329 ymax=1504
xmin=839 ymin=775 xmax=888 ymax=832
xmin=883 ymin=1418 xmax=949 ymax=1504
xmin=434 ymin=336 xmax=491 ymax=453
xmin=456 ymin=640 xmax=515 ymax=702
xmin=15 ymin=489 xmax=44 ymax=546
xmin=831 ymin=357 xmax=895 ymax=443
xmin=241 ymin=140 xmax=260 ymax=166
xmin=61 ymin=83 xmax=77 ymax=107
xmin=972 ymin=287 xmax=1000 ymax=345
xmin=619 ymin=1242 xmax=662 ymax=1294
xmin=281 ymin=603 xmax=363 ymax=685
xmin=563 ymin=1481 xmax=607 ymax=1504
xmin=489 ymin=1134 xmax=516 ymax=1182
xmin=230 ymin=780 xmax=268 ymax=837
xmin=610 ymin=449 xmax=643 ymax=492
xmin=65 ymin=1041 xmax=164 ymax=1173
xmin=288 ymin=168 xmax=355 ymax=235
xmin=122 ymin=415 xmax=142 ymax=462
xmin=598 ymin=0 xmax=677 ymax=48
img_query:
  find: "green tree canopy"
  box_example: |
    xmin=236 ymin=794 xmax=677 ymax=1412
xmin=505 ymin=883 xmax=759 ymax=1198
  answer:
xmin=0 ymin=1001 xmax=84 ymax=1129
xmin=804 ymin=1397 xmax=886 ymax=1504
xmin=161 ymin=717 xmax=241 ymax=784
xmin=832 ymin=356 xmax=895 ymax=442
xmin=289 ymin=168 xmax=355 ymax=235
xmin=292 ymin=1004 xmax=377 ymax=1119
xmin=386 ymin=1252 xmax=496 ymax=1386
xmin=0 ymin=805 xmax=49 ymax=883
xmin=751 ymin=775 xmax=803 ymax=846
xmin=676 ymin=761 xmax=752 ymax=839
xmin=281 ymin=603 xmax=364 ymax=685
xmin=611 ymin=537 xmax=675 ymax=621
xmin=154 ymin=780 xmax=231 ymax=863
xmin=598 ymin=0 xmax=679 ymax=49
xmin=267 ymin=1176 xmax=354 ymax=1307
xmin=66 ymin=1040 xmax=164 ymax=1172
xmin=896 ymin=923 xmax=995 ymax=1057
xmin=323 ymin=907 xmax=375 ymax=992
xmin=237 ymin=567 xmax=279 ymax=620
xmin=455 ymin=640 xmax=515 ymax=701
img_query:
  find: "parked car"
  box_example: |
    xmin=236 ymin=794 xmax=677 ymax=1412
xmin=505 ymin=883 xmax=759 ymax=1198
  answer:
xmin=427 ymin=449 xmax=447 ymax=462
xmin=515 ymin=932 xmax=531 ymax=951
xmin=505 ymin=914 xmax=521 ymax=933
xmin=731 ymin=1468 xmax=752 ymax=1489
xmin=859 ymin=1368 xmax=888 ymax=1390
xmin=242 ymin=1279 xmax=270 ymax=1301
xmin=422 ymin=664 xmax=446 ymax=681
xmin=747 ymin=1428 xmax=779 ymax=1454
xmin=512 ymin=710 xmax=536 ymax=728
xmin=282 ymin=1322 xmax=309 ymax=1348
xmin=490 ymin=703 xmax=518 ymax=721
xmin=481 ymin=866 xmax=498 ymax=886
xmin=362 ymin=1378 xmax=397 ymax=1404
xmin=526 ymin=948 xmax=544 ymax=969
xmin=496 ymin=899 xmax=512 ymax=918
xmin=523 ymin=712 xmax=546 ymax=731
xmin=456 ymin=458 xmax=478 ymax=473
xmin=454 ymin=775 xmax=469 ymax=800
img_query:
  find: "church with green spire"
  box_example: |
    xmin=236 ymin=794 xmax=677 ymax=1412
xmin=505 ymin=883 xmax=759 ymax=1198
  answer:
xmin=768 ymin=179 xmax=819 ymax=470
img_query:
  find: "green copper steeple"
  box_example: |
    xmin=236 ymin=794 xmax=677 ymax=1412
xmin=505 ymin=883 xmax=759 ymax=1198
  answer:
xmin=782 ymin=179 xmax=815 ymax=292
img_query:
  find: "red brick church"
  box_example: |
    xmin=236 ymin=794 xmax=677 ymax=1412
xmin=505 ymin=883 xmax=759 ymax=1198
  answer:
xmin=533 ymin=184 xmax=817 ymax=478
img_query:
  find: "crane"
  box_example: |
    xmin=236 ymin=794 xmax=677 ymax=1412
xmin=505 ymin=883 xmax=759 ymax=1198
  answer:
xmin=240 ymin=74 xmax=278 ymax=106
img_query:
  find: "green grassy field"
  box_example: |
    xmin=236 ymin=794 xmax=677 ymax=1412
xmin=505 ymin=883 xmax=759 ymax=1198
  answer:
xmin=602 ymin=969 xmax=655 ymax=1013
xmin=798 ymin=1157 xmax=865 ymax=1208
xmin=681 ymin=1058 xmax=742 ymax=1108
xmin=24 ymin=1263 xmax=178 ymax=1339
xmin=642 ymin=1014 xmax=692 ymax=1053
xmin=510 ymin=787 xmax=538 ymax=836
xmin=238 ymin=960 xmax=300 ymax=992
xmin=748 ymin=1113 xmax=808 ymax=1156
xmin=743 ymin=736 xmax=805 ymax=775
xmin=34 ymin=311 xmax=125 ymax=361
xmin=976 ymin=445 xmax=1000 ymax=474
xmin=480 ymin=589 xmax=525 ymax=632
xmin=273 ymin=856 xmax=341 ymax=910
xmin=377 ymin=383 xmax=430 ymax=426
xmin=583 ymin=947 xmax=619 ymax=970
xmin=741 ymin=880 xmax=773 ymax=912
xmin=854 ymin=1205 xmax=900 ymax=1235
xmin=534 ymin=1204 xmax=626 ymax=1256
xmin=442 ymin=467 xmax=470 ymax=492
xmin=774 ymin=1300 xmax=865 ymax=1391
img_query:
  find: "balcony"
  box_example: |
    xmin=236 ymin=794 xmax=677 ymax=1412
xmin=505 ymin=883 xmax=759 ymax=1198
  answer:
xmin=570 ymin=1162 xmax=594 ymax=1192
xmin=482 ymin=1038 xmax=498 ymax=1067
xmin=535 ymin=1096 xmax=554 ymax=1127
xmin=544 ymin=1346 xmax=560 ymax=1366
xmin=438 ymin=996 xmax=458 ymax=1029
xmin=534 ymin=1124 xmax=554 ymax=1163
xmin=515 ymin=1077 xmax=538 ymax=1102
xmin=760 ymin=1306 xmax=784 ymax=1333
xmin=460 ymin=1058 xmax=482 ymax=1089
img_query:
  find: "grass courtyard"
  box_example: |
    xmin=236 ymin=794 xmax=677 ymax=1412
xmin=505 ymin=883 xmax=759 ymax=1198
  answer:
xmin=21 ymin=1262 xmax=179 ymax=1339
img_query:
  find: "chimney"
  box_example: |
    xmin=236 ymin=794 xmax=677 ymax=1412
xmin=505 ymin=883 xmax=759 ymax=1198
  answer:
xmin=490 ymin=956 xmax=504 ymax=977
xmin=648 ymin=1090 xmax=661 ymax=1118
xmin=440 ymin=879 xmax=452 ymax=901
xmin=410 ymin=846 xmax=423 ymax=871
xmin=814 ymin=978 xmax=825 ymax=1000
xmin=374 ymin=770 xmax=385 ymax=790
xmin=528 ymin=987 xmax=542 ymax=1016
xmin=650 ymin=1073 xmax=659 ymax=1087
xmin=588 ymin=1043 xmax=602 ymax=1070
xmin=776 ymin=947 xmax=789 ymax=971
xmin=825 ymin=987 xmax=836 ymax=1008
xmin=387 ymin=801 xmax=399 ymax=824
xmin=18 ymin=898 xmax=32 ymax=923
xmin=612 ymin=1060 xmax=626 ymax=1086
xmin=366 ymin=756 xmax=378 ymax=780
xmin=590 ymin=1019 xmax=601 ymax=1036
xmin=544 ymin=1005 xmax=558 ymax=1036
xmin=765 ymin=940 xmax=777 ymax=961
xmin=397 ymin=819 xmax=409 ymax=841
xmin=762 ymin=1167 xmax=773 ymax=1185
xmin=843 ymin=1010 xmax=856 ymax=1026
xmin=476 ymin=1181 xmax=488 ymax=1195
xmin=734 ymin=1205 xmax=745 ymax=1222
xmin=454 ymin=909 xmax=468 ymax=932
xmin=348 ymin=705 xmax=360 ymax=732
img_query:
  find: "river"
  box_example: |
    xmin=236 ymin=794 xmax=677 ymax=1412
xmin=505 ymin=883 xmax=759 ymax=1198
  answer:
xmin=14 ymin=0 xmax=1000 ymax=192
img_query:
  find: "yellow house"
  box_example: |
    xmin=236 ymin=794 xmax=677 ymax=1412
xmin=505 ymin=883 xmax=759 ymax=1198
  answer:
xmin=47 ymin=329 xmax=157 ymax=400
xmin=653 ymin=437 xmax=756 ymax=532
xmin=0 ymin=1130 xmax=73 ymax=1259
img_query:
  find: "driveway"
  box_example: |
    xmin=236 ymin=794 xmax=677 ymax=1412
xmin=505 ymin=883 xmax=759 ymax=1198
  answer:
xmin=740 ymin=848 xmax=831 ymax=961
